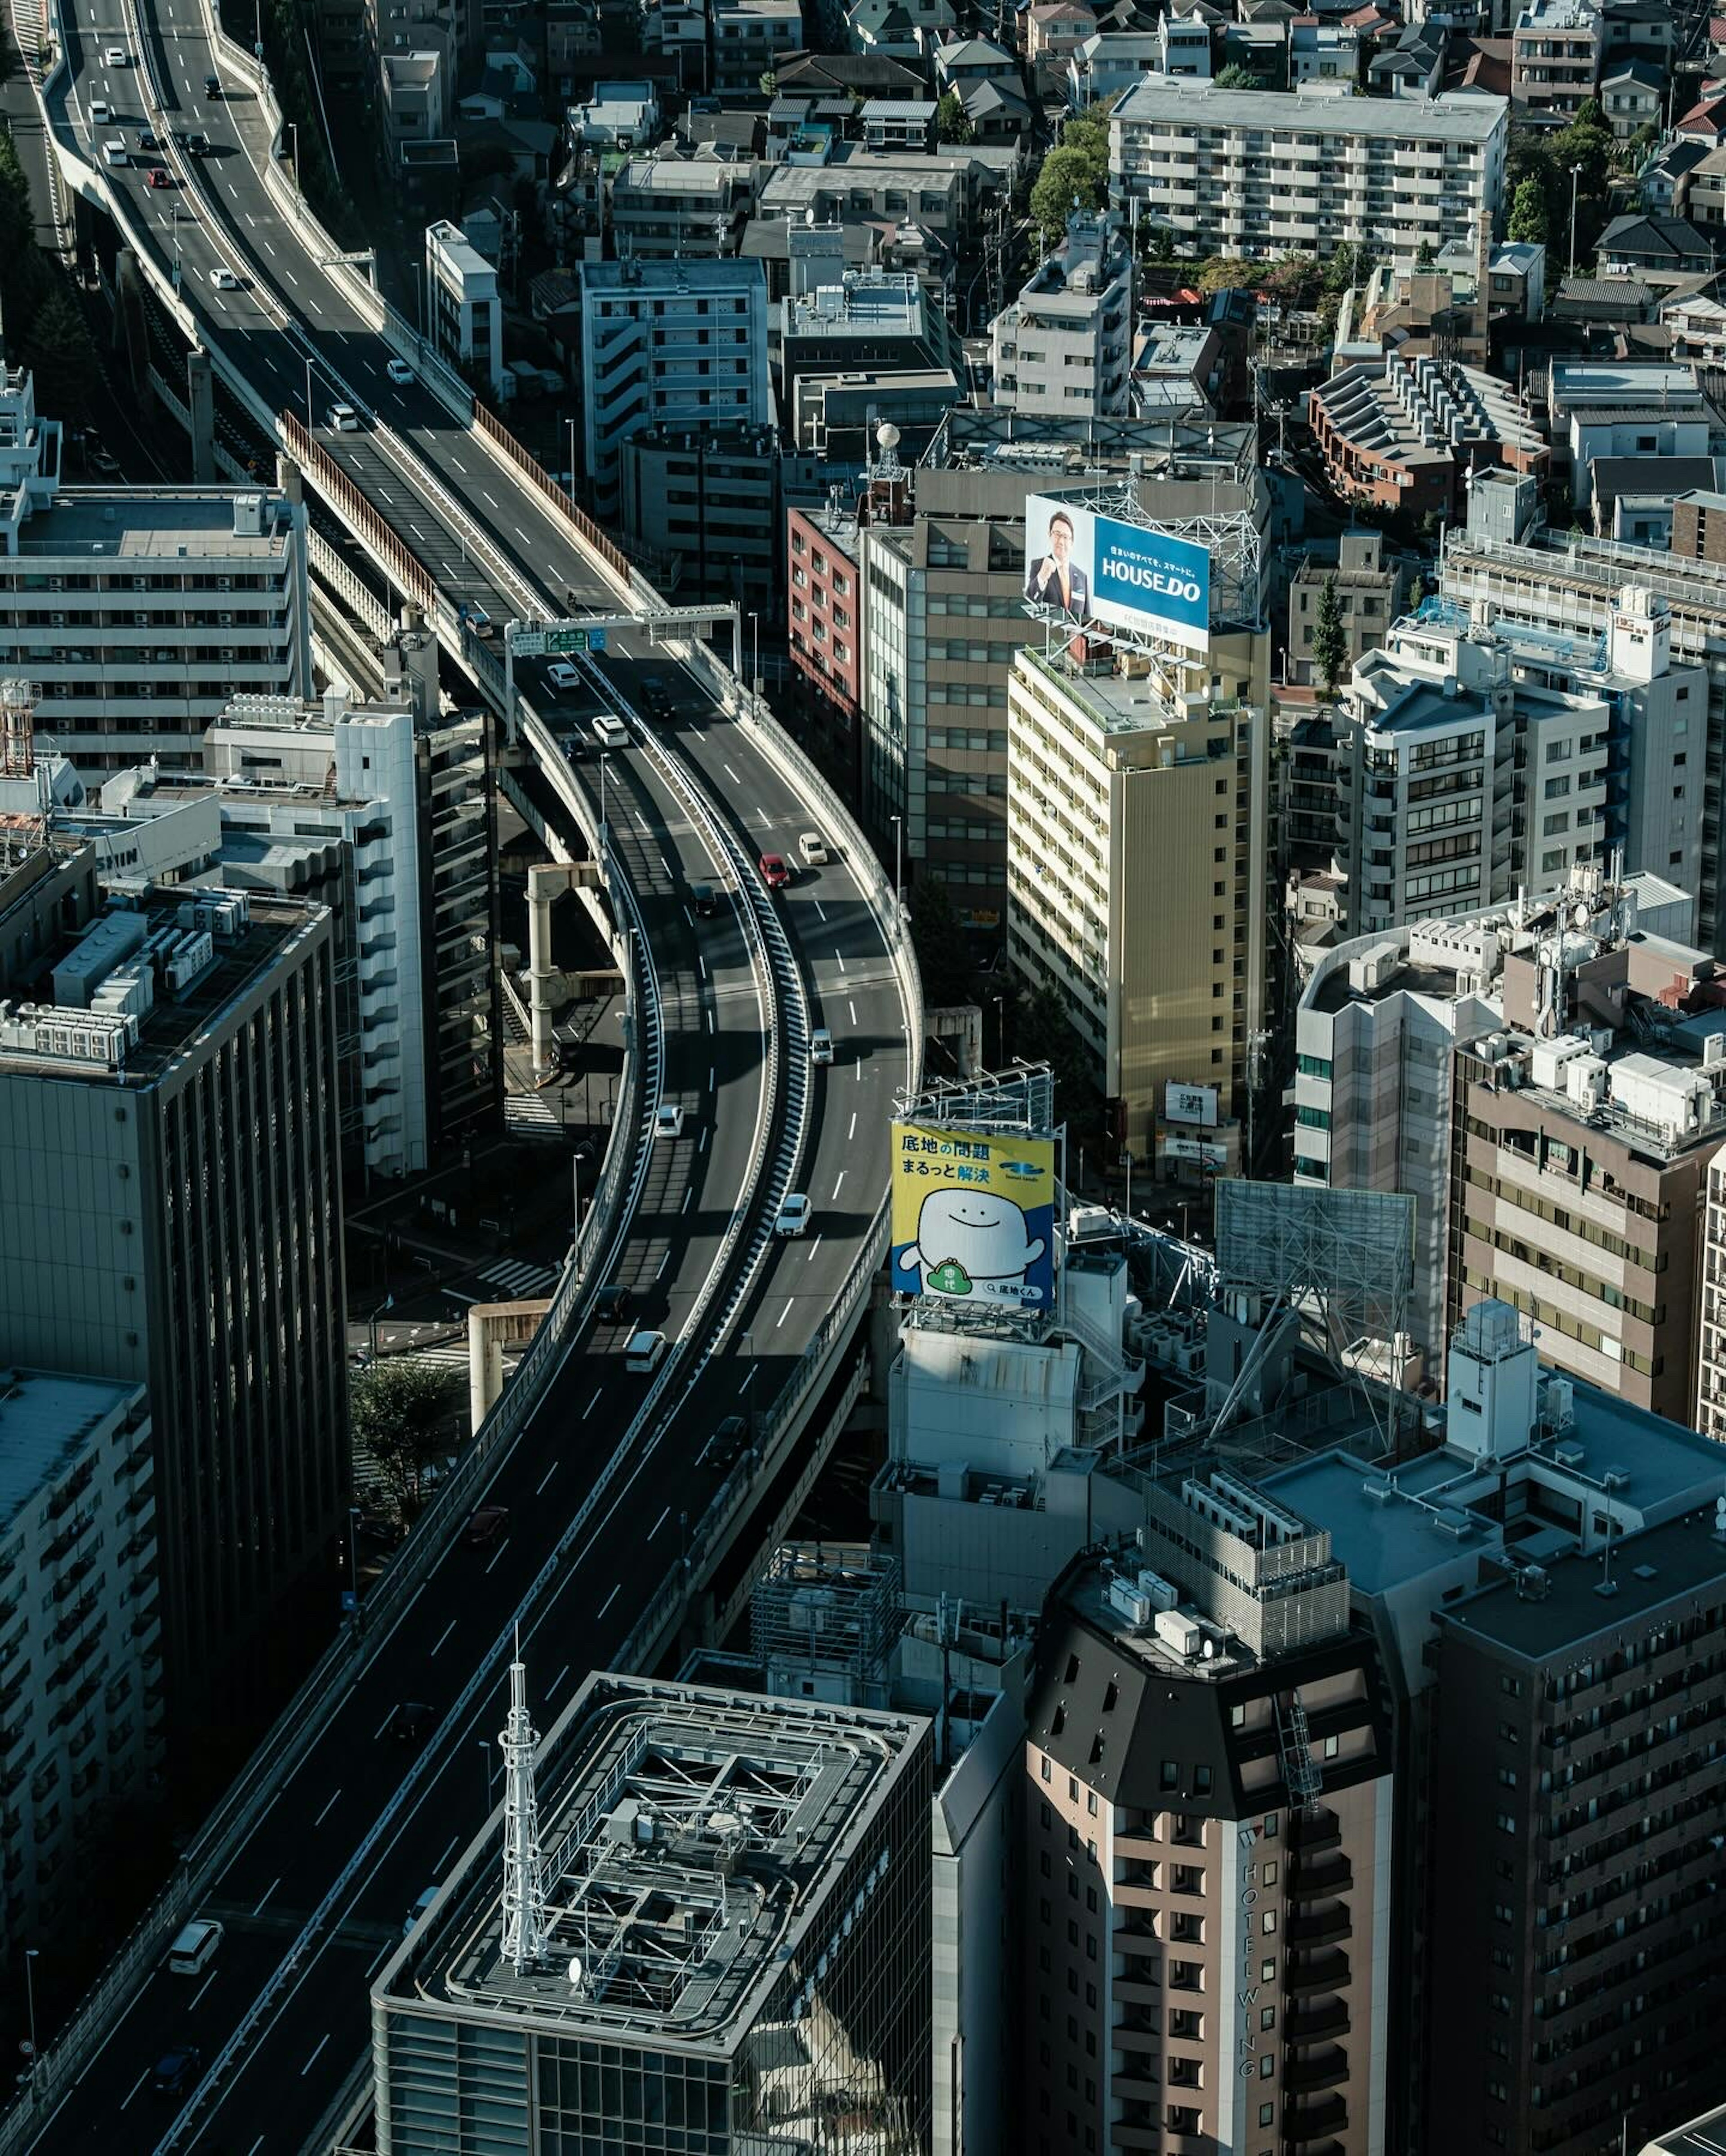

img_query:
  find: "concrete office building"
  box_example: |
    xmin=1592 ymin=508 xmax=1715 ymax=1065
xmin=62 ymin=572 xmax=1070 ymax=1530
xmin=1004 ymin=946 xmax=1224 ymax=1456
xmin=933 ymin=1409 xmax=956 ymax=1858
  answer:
xmin=1447 ymin=906 xmax=1726 ymax=1424
xmin=779 ymin=268 xmax=966 ymax=418
xmin=1007 ymin=648 xmax=1270 ymax=1162
xmin=1286 ymin=534 xmax=1410 ymax=690
xmin=1441 ymin=513 xmax=1726 ymax=952
xmin=374 ymin=1674 xmax=932 ymax=2150
xmin=989 ymin=210 xmax=1133 ymax=422
xmin=605 ymin=155 xmax=757 ymax=262
xmin=0 ymin=365 xmax=311 ymax=780
xmin=1021 ymin=1485 xmax=1395 ymax=2156
xmin=0 ymin=855 xmax=346 ymax=1734
xmin=425 ymin=219 xmax=504 ymax=395
xmin=1109 ymin=79 xmax=1508 ymax=266
xmin=617 ymin=424 xmax=785 ymax=609
xmin=578 ymin=258 xmax=772 ymax=521
xmin=0 ymin=1372 xmax=161 ymax=1960
xmin=1696 ymin=1149 xmax=1726 ymax=1440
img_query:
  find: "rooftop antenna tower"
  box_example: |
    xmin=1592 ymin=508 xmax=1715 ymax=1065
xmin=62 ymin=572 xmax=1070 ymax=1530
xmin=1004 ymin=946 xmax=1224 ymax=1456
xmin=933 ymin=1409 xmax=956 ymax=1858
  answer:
xmin=498 ymin=1631 xmax=549 ymax=1973
xmin=0 ymin=676 xmax=34 ymax=780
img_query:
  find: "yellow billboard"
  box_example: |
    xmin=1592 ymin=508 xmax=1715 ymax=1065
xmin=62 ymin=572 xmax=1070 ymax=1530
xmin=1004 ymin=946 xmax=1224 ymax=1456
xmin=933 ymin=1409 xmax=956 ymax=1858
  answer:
xmin=890 ymin=1123 xmax=1056 ymax=1311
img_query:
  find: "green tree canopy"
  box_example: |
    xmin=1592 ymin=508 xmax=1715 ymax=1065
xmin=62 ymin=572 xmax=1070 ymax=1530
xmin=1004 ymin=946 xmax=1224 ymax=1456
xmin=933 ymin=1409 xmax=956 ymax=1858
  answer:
xmin=1508 ymin=175 xmax=1549 ymax=244
xmin=1212 ymin=62 xmax=1261 ymax=89
xmin=20 ymin=286 xmax=99 ymax=423
xmin=1195 ymin=254 xmax=1259 ymax=293
xmin=1312 ymin=573 xmax=1350 ymax=700
xmin=1029 ymin=145 xmax=1104 ymax=248
xmin=909 ymin=878 xmax=974 ymax=1010
xmin=351 ymin=1357 xmax=459 ymax=1505
xmin=935 ymin=89 xmax=975 ymax=144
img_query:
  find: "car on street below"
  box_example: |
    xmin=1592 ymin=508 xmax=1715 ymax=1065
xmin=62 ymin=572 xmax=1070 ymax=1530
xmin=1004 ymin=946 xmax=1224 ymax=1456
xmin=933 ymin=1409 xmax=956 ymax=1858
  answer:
xmin=147 ymin=167 xmax=174 ymax=188
xmin=385 ymin=357 xmax=414 ymax=385
xmin=654 ymin=1103 xmax=685 ymax=1139
xmin=546 ymin=661 xmax=580 ymax=693
xmin=152 ymin=2049 xmax=201 ymax=2098
xmin=692 ymin=881 xmax=719 ymax=918
xmin=710 ymin=1414 xmax=748 ymax=1468
xmin=594 ymin=1282 xmax=631 ymax=1323
xmin=184 ymin=130 xmax=209 ymax=154
xmin=328 ymin=404 xmax=361 ymax=431
xmin=138 ymin=129 xmax=158 ymax=150
xmin=592 ymin=713 xmax=628 ymax=747
xmin=798 ymin=831 xmax=829 ymax=865
xmin=810 ymin=1028 xmax=834 ymax=1065
xmin=205 ymin=71 xmax=221 ymax=95
xmin=463 ymin=1504 xmax=508 ymax=1549
xmin=393 ymin=1700 xmax=433 ymax=1744
xmin=208 ymin=266 xmax=239 ymax=290
xmin=775 ymin=1192 xmax=811 ymax=1237
xmin=759 ymin=853 xmax=789 ymax=891
xmin=105 ymin=44 xmax=127 ymax=64
xmin=624 ymin=1328 xmax=667 ymax=1375
xmin=89 ymin=100 xmax=112 ymax=124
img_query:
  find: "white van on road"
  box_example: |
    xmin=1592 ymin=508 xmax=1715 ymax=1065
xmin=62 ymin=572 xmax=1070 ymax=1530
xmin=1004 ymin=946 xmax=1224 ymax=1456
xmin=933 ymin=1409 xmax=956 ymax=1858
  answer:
xmin=167 ymin=1918 xmax=224 ymax=1976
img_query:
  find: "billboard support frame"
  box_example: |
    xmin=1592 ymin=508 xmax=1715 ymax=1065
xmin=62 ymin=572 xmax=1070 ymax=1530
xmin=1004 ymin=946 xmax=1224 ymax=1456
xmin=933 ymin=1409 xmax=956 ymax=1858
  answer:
xmin=1022 ymin=487 xmax=1264 ymax=651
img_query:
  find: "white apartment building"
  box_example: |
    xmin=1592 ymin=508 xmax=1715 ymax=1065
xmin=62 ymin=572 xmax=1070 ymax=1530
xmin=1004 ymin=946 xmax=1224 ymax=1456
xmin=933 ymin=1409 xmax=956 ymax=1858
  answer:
xmin=1109 ymin=79 xmax=1508 ymax=264
xmin=1006 ymin=647 xmax=1269 ymax=1161
xmin=425 ymin=219 xmax=504 ymax=394
xmin=1333 ymin=591 xmax=1698 ymax=938
xmin=0 ymin=365 xmax=310 ymax=779
xmin=989 ymin=210 xmax=1133 ymax=421
xmin=578 ymin=257 xmax=772 ymax=520
xmin=711 ymin=0 xmax=802 ymax=94
xmin=1697 ymin=1151 xmax=1726 ymax=1440
xmin=606 ymin=154 xmax=756 ymax=261
xmin=0 ymin=1372 xmax=162 ymax=1955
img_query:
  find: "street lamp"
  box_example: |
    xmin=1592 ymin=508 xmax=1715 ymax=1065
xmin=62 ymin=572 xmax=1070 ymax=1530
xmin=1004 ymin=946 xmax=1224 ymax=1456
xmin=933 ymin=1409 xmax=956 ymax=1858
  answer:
xmin=889 ymin=812 xmax=903 ymax=897
xmin=287 ymin=120 xmax=298 ymax=196
xmin=477 ymin=1739 xmax=492 ymax=1814
xmin=566 ymin=416 xmax=576 ymax=495
xmin=22 ymin=1949 xmax=39 ymax=2101
xmin=1567 ymin=160 xmax=1583 ymax=278
xmin=368 ymin=1290 xmax=395 ymax=1364
xmin=303 ymin=354 xmax=315 ymax=435
xmin=749 ymin=611 xmax=760 ymax=708
xmin=599 ymin=751 xmax=609 ymax=860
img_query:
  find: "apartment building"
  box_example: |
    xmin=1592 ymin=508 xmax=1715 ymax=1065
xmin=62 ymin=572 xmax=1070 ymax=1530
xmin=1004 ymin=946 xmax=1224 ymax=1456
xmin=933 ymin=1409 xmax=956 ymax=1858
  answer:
xmin=374 ymin=1675 xmax=932 ymax=2150
xmin=1007 ymin=647 xmax=1269 ymax=1161
xmin=989 ymin=211 xmax=1134 ymax=423
xmin=0 ymin=852 xmax=346 ymax=1736
xmin=424 ymin=218 xmax=503 ymax=394
xmin=1510 ymin=0 xmax=1602 ymax=114
xmin=1332 ymin=590 xmax=1701 ymax=939
xmin=0 ymin=1372 xmax=161 ymax=1962
xmin=1308 ymin=353 xmax=1545 ymax=521
xmin=779 ymin=268 xmax=965 ymax=417
xmin=1287 ymin=533 xmax=1410 ymax=689
xmin=578 ymin=257 xmax=771 ymax=520
xmin=710 ymin=0 xmax=802 ymax=94
xmin=1109 ymin=80 xmax=1508 ymax=265
xmin=787 ymin=494 xmax=865 ymax=787
xmin=1447 ymin=916 xmax=1726 ymax=1425
xmin=758 ymin=144 xmax=1017 ymax=248
xmin=1022 ymin=1492 xmax=1393 ymax=2156
xmin=0 ymin=365 xmax=310 ymax=780
xmin=1441 ymin=514 xmax=1726 ymax=950
xmin=1696 ymin=1150 xmax=1726 ymax=1437
xmin=605 ymin=152 xmax=756 ymax=261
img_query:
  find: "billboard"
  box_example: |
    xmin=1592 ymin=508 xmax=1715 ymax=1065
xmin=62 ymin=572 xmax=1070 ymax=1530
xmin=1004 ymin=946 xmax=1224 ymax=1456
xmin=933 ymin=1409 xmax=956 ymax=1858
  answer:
xmin=891 ymin=1123 xmax=1056 ymax=1312
xmin=1165 ymin=1082 xmax=1219 ymax=1129
xmin=1025 ymin=495 xmax=1211 ymax=653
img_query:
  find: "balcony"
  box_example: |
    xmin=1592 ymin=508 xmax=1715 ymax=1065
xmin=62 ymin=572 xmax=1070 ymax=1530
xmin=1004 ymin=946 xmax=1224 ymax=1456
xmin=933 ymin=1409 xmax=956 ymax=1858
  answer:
xmin=1292 ymin=1850 xmax=1353 ymax=1898
xmin=1286 ymin=1948 xmax=1349 ymax=1996
xmin=1288 ymin=1903 xmax=1352 ymax=1948
xmin=1285 ymin=1997 xmax=1350 ymax=2045
xmin=1289 ymin=1808 xmax=1342 ymax=1858
xmin=1284 ymin=2045 xmax=1350 ymax=2095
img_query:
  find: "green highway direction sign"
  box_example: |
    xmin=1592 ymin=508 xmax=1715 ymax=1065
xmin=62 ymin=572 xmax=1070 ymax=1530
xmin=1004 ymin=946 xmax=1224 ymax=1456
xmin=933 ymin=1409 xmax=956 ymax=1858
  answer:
xmin=508 ymin=622 xmax=607 ymax=658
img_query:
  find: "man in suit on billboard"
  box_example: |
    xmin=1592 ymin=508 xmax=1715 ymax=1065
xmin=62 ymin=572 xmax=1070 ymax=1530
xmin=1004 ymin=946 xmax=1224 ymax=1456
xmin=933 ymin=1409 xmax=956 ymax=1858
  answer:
xmin=1025 ymin=507 xmax=1090 ymax=621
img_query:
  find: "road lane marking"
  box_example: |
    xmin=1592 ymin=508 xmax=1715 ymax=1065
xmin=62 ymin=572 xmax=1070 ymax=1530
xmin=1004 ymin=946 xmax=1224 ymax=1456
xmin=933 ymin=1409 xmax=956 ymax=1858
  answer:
xmin=430 ymin=1617 xmax=457 ymax=1656
xmin=848 ymin=1111 xmax=857 ymax=1140
xmin=724 ymin=762 xmax=739 ymax=783
xmin=373 ymin=1703 xmax=398 ymax=1740
xmin=434 ymin=1833 xmax=458 ymax=1871
xmin=814 ymin=901 xmax=826 ymax=921
xmin=313 ymin=1787 xmax=342 ymax=1826
xmin=301 ymin=2034 xmax=330 ymax=2077
xmin=706 ymin=1010 xmax=714 ymax=1032
xmin=364 ymin=1939 xmax=395 ymax=1979
xmin=598 ymin=1582 xmax=621 ymax=1618
xmin=835 ymin=950 xmax=847 ymax=973
xmin=707 ymin=1067 xmax=715 ymax=1089
xmin=807 ymin=1235 xmax=823 ymax=1261
xmin=550 ymin=1662 xmax=570 ymax=1694
xmin=190 ymin=1968 xmax=219 ymax=2009
xmin=657 ymin=1251 xmax=670 ymax=1279
xmin=583 ymin=1386 xmax=602 ymax=1418
xmin=681 ymin=1186 xmax=692 ymax=1213
xmin=484 ymin=1537 xmax=510 ymax=1574
xmin=699 ymin=1125 xmax=709 ymax=1152
xmin=119 ymin=2068 xmax=149 ymax=2111
xmin=776 ymin=1297 xmax=794 ymax=1328
xmin=482 ymin=489 xmax=499 ymax=507
xmin=649 ymin=1505 xmax=669 ymax=1538
xmin=254 ymin=1877 xmax=280 ymax=1916
xmin=833 ymin=1171 xmax=846 ymax=1197
xmin=515 ymin=526 xmax=532 ymax=543
xmin=849 ymin=1000 xmax=857 ymax=1024
xmin=536 ymin=1458 xmax=559 ymax=1494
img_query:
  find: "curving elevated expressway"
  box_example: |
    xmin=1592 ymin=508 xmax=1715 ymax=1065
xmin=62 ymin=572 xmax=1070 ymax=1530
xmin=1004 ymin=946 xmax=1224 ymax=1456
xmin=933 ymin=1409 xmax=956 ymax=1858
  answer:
xmin=3 ymin=0 xmax=923 ymax=2148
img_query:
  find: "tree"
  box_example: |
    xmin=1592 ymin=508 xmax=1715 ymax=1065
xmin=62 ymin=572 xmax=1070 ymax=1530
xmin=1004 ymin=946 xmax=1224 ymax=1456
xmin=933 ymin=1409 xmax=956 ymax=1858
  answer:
xmin=1260 ymin=253 xmax=1321 ymax=311
xmin=1414 ymin=239 xmax=1434 ymax=268
xmin=1013 ymin=983 xmax=1098 ymax=1135
xmin=1139 ymin=221 xmax=1176 ymax=263
xmin=759 ymin=68 xmax=778 ymax=98
xmin=1213 ymin=62 xmax=1262 ymax=89
xmin=1312 ymin=573 xmax=1349 ymax=700
xmin=935 ymin=89 xmax=975 ymax=145
xmin=1029 ymin=145 xmax=1104 ymax=249
xmin=909 ymin=878 xmax=974 ymax=1010
xmin=20 ymin=285 xmax=99 ymax=424
xmin=1195 ymin=254 xmax=1259 ymax=293
xmin=1508 ymin=175 xmax=1549 ymax=244
xmin=351 ymin=1357 xmax=459 ymax=1506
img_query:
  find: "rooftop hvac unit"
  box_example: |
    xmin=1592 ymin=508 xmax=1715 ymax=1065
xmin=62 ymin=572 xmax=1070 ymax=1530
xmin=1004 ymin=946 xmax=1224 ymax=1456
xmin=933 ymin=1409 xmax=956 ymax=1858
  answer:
xmin=1109 ymin=1575 xmax=1153 ymax=1628
xmin=1153 ymin=1608 xmax=1203 ymax=1659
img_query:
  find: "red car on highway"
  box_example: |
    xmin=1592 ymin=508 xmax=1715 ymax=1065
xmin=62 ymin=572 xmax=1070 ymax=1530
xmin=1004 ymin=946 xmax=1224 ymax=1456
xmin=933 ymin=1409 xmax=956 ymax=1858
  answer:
xmin=759 ymin=853 xmax=789 ymax=891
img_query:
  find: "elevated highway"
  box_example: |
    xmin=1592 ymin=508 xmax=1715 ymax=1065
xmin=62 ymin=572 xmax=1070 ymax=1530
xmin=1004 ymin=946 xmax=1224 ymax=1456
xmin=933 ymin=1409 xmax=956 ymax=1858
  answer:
xmin=3 ymin=0 xmax=923 ymax=2145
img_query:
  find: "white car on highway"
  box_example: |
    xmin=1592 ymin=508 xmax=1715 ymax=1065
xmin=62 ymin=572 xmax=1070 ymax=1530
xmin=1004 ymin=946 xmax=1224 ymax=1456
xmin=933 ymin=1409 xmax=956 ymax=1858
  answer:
xmin=592 ymin=713 xmax=628 ymax=747
xmin=385 ymin=358 xmax=415 ymax=386
xmin=547 ymin=661 xmax=581 ymax=693
xmin=775 ymin=1193 xmax=812 ymax=1237
xmin=654 ymin=1104 xmax=685 ymax=1140
xmin=328 ymin=404 xmax=362 ymax=432
xmin=89 ymin=100 xmax=112 ymax=124
xmin=104 ymin=44 xmax=127 ymax=65
xmin=209 ymin=266 xmax=239 ymax=290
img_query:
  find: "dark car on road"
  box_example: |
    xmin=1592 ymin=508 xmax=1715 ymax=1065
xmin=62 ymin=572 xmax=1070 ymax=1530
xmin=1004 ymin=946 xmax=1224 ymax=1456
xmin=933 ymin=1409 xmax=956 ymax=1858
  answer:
xmin=463 ymin=1504 xmax=508 ymax=1549
xmin=710 ymin=1415 xmax=749 ymax=1469
xmin=393 ymin=1700 xmax=433 ymax=1744
xmin=691 ymin=882 xmax=719 ymax=918
xmin=595 ymin=1282 xmax=631 ymax=1323
xmin=153 ymin=2048 xmax=201 ymax=2098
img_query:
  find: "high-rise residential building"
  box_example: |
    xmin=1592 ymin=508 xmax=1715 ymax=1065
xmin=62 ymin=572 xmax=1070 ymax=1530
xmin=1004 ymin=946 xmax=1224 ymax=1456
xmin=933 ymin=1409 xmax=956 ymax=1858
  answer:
xmin=373 ymin=1674 xmax=932 ymax=2149
xmin=424 ymin=219 xmax=504 ymax=395
xmin=1511 ymin=0 xmax=1603 ymax=114
xmin=1109 ymin=80 xmax=1508 ymax=265
xmin=1331 ymin=589 xmax=1702 ymax=940
xmin=0 ymin=854 xmax=346 ymax=1734
xmin=989 ymin=210 xmax=1133 ymax=422
xmin=787 ymin=493 xmax=866 ymax=792
xmin=1441 ymin=514 xmax=1726 ymax=950
xmin=0 ymin=365 xmax=311 ymax=779
xmin=0 ymin=1371 xmax=161 ymax=1959
xmin=578 ymin=258 xmax=772 ymax=520
xmin=1697 ymin=1150 xmax=1726 ymax=1439
xmin=1021 ymin=1484 xmax=1395 ymax=2156
xmin=1007 ymin=646 xmax=1270 ymax=1163
xmin=1293 ymin=871 xmax=1695 ymax=1369
xmin=1446 ymin=907 xmax=1726 ymax=1425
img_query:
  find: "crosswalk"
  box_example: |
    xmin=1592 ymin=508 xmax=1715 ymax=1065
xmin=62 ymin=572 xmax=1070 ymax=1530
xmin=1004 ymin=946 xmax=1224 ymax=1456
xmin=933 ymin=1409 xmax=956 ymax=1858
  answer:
xmin=399 ymin=1342 xmax=471 ymax=1370
xmin=503 ymin=1089 xmax=564 ymax=1138
xmin=479 ymin=1258 xmax=562 ymax=1299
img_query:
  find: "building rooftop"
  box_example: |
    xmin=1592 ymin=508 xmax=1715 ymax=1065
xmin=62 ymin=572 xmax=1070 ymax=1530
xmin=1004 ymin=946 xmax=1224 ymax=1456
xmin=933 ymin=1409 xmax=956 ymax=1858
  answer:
xmin=0 ymin=1370 xmax=142 ymax=1531
xmin=11 ymin=488 xmax=294 ymax=561
xmin=0 ymin=883 xmax=325 ymax=1084
xmin=580 ymin=256 xmax=765 ymax=293
xmin=1440 ymin=1503 xmax=1726 ymax=1659
xmin=381 ymin=1676 xmax=926 ymax=2052
xmin=786 ymin=269 xmax=925 ymax=338
xmin=1114 ymin=75 xmax=1507 ymax=140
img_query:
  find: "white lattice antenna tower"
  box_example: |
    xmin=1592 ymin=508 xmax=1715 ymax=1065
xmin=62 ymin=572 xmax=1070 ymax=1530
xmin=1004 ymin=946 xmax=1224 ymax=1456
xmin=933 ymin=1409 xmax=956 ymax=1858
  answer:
xmin=0 ymin=677 xmax=34 ymax=778
xmin=498 ymin=1632 xmax=548 ymax=1973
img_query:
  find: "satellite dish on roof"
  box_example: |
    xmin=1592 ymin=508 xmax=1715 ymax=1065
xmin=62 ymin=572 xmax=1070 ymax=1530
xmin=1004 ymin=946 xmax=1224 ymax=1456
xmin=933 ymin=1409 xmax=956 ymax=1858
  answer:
xmin=568 ymin=1956 xmax=584 ymax=1989
xmin=877 ymin=422 xmax=900 ymax=452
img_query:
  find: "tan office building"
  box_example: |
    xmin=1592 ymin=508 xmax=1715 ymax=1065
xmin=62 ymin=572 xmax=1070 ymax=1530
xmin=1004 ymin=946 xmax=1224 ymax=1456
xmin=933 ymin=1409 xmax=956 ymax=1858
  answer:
xmin=1007 ymin=645 xmax=1269 ymax=1163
